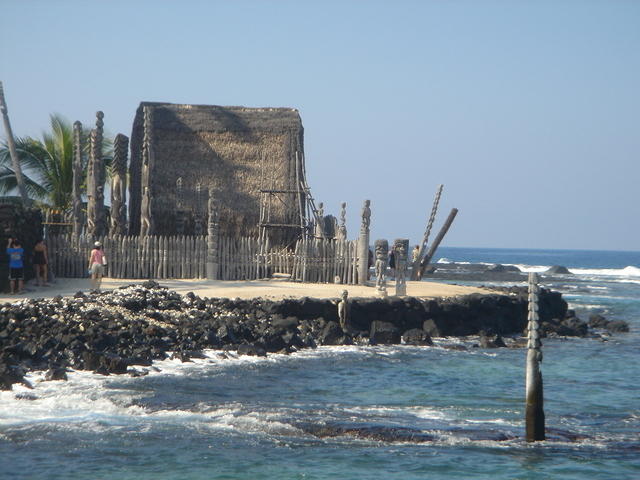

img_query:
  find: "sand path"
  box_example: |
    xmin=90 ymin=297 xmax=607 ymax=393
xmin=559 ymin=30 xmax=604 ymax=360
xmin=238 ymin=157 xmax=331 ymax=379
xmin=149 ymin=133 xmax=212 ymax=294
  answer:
xmin=0 ymin=277 xmax=490 ymax=303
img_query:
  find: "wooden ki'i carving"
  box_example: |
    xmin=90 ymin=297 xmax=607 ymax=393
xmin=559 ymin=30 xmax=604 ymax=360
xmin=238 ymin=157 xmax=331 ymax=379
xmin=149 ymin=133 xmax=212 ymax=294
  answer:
xmin=337 ymin=202 xmax=347 ymax=241
xmin=86 ymin=111 xmax=105 ymax=237
xmin=394 ymin=238 xmax=409 ymax=296
xmin=111 ymin=133 xmax=129 ymax=236
xmin=140 ymin=106 xmax=154 ymax=236
xmin=72 ymin=121 xmax=83 ymax=236
xmin=374 ymin=239 xmax=389 ymax=297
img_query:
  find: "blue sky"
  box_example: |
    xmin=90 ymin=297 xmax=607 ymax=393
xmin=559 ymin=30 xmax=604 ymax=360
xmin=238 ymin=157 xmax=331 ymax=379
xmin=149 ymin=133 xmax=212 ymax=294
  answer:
xmin=1 ymin=0 xmax=638 ymax=251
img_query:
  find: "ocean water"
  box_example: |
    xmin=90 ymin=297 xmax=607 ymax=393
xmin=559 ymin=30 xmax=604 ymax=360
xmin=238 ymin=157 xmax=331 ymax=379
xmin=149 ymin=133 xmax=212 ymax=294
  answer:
xmin=1 ymin=248 xmax=639 ymax=480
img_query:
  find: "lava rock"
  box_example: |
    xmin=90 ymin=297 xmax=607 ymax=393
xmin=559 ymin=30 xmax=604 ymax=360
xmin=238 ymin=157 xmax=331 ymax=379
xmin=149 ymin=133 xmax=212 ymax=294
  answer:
xmin=422 ymin=318 xmax=441 ymax=337
xmin=370 ymin=321 xmax=400 ymax=345
xmin=237 ymin=344 xmax=267 ymax=357
xmin=45 ymin=367 xmax=68 ymax=381
xmin=318 ymin=321 xmax=344 ymax=346
xmin=559 ymin=317 xmax=588 ymax=337
xmin=402 ymin=328 xmax=433 ymax=346
xmin=606 ymin=320 xmax=630 ymax=333
xmin=546 ymin=265 xmax=571 ymax=274
xmin=588 ymin=314 xmax=608 ymax=329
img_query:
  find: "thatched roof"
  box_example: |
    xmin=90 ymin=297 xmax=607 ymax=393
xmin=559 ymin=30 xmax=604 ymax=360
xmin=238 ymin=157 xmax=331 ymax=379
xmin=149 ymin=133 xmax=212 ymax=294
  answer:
xmin=129 ymin=102 xmax=306 ymax=243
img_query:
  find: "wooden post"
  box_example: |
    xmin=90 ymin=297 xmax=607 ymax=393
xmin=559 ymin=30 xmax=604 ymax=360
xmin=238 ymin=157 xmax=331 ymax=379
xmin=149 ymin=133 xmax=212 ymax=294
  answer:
xmin=0 ymin=81 xmax=29 ymax=203
xmin=140 ymin=106 xmax=154 ymax=237
xmin=86 ymin=111 xmax=105 ymax=237
xmin=416 ymin=208 xmax=458 ymax=280
xmin=357 ymin=200 xmax=371 ymax=285
xmin=526 ymin=272 xmax=545 ymax=442
xmin=411 ymin=184 xmax=443 ymax=280
xmin=72 ymin=121 xmax=84 ymax=236
xmin=111 ymin=134 xmax=128 ymax=236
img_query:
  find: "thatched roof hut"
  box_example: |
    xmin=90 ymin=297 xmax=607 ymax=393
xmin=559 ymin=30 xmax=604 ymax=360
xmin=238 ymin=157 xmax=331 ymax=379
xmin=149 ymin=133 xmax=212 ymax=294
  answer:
xmin=129 ymin=102 xmax=307 ymax=245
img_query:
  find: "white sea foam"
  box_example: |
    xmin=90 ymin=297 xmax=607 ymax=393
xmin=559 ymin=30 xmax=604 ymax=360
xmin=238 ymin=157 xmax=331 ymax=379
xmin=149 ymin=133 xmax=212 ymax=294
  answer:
xmin=510 ymin=264 xmax=550 ymax=273
xmin=569 ymin=265 xmax=640 ymax=277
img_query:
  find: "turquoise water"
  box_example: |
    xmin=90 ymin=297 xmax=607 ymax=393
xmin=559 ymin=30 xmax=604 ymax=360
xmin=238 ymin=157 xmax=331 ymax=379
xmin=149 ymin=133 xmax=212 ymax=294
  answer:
xmin=1 ymin=248 xmax=639 ymax=479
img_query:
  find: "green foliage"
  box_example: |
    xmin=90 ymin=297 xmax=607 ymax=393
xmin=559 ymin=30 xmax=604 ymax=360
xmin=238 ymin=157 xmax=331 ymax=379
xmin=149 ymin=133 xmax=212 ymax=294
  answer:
xmin=0 ymin=113 xmax=113 ymax=209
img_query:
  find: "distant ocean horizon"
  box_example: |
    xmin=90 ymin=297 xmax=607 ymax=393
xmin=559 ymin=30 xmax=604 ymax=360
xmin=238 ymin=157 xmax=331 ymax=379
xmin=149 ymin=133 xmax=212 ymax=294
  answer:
xmin=1 ymin=246 xmax=638 ymax=480
xmin=435 ymin=246 xmax=640 ymax=270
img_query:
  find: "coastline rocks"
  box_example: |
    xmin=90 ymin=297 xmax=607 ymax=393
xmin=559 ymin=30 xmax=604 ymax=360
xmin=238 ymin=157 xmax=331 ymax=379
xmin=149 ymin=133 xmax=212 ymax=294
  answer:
xmin=486 ymin=264 xmax=521 ymax=273
xmin=0 ymin=282 xmax=623 ymax=388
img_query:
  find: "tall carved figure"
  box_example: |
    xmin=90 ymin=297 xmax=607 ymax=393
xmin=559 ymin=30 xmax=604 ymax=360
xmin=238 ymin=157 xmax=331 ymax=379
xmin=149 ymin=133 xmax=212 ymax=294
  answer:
xmin=337 ymin=202 xmax=347 ymax=241
xmin=111 ymin=133 xmax=128 ymax=236
xmin=394 ymin=238 xmax=409 ymax=296
xmin=72 ymin=121 xmax=84 ymax=236
xmin=357 ymin=200 xmax=371 ymax=284
xmin=526 ymin=272 xmax=545 ymax=441
xmin=315 ymin=202 xmax=325 ymax=238
xmin=86 ymin=111 xmax=105 ymax=237
xmin=338 ymin=290 xmax=350 ymax=333
xmin=206 ymin=186 xmax=219 ymax=280
xmin=140 ymin=106 xmax=155 ymax=236
xmin=0 ymin=81 xmax=29 ymax=203
xmin=374 ymin=239 xmax=389 ymax=296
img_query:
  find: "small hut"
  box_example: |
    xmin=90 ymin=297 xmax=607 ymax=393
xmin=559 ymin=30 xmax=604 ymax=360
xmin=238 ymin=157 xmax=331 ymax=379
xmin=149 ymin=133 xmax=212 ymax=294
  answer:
xmin=128 ymin=102 xmax=308 ymax=246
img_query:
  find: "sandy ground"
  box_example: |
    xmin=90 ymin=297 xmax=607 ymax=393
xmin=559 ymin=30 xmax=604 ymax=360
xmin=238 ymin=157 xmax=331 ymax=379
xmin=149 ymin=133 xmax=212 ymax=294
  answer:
xmin=0 ymin=277 xmax=490 ymax=303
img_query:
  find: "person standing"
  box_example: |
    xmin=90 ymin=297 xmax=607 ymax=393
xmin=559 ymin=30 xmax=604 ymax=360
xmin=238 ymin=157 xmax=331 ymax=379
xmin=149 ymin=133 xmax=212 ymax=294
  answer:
xmin=412 ymin=245 xmax=420 ymax=263
xmin=6 ymin=237 xmax=24 ymax=294
xmin=32 ymin=239 xmax=49 ymax=287
xmin=88 ymin=241 xmax=106 ymax=291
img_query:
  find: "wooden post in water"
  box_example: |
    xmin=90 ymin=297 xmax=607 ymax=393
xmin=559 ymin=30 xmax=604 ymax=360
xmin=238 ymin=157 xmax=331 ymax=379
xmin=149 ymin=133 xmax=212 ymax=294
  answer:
xmin=0 ymin=81 xmax=29 ymax=204
xmin=357 ymin=200 xmax=371 ymax=285
xmin=416 ymin=208 xmax=458 ymax=280
xmin=526 ymin=272 xmax=545 ymax=442
xmin=411 ymin=184 xmax=443 ymax=280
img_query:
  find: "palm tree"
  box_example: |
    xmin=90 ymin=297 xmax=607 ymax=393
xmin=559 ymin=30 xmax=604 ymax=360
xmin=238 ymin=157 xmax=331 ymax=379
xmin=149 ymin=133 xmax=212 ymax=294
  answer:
xmin=0 ymin=113 xmax=112 ymax=209
xmin=0 ymin=81 xmax=29 ymax=203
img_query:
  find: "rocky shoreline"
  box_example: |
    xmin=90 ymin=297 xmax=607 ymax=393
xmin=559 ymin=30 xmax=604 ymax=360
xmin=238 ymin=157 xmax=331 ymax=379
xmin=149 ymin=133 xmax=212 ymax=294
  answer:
xmin=0 ymin=281 xmax=628 ymax=390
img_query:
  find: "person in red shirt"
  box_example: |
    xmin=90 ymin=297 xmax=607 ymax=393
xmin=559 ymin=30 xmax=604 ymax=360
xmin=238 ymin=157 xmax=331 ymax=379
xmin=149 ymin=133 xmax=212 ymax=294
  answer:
xmin=88 ymin=241 xmax=106 ymax=291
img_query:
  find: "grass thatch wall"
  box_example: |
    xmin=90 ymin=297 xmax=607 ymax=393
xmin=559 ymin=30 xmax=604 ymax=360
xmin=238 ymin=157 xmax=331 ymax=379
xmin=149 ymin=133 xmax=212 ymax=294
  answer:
xmin=129 ymin=102 xmax=306 ymax=245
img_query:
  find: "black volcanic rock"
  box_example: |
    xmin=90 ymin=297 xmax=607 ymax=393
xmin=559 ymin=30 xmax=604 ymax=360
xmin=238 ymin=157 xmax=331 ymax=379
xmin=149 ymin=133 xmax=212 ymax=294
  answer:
xmin=0 ymin=281 xmax=619 ymax=384
xmin=402 ymin=328 xmax=433 ymax=346
xmin=606 ymin=320 xmax=630 ymax=333
xmin=370 ymin=321 xmax=400 ymax=345
xmin=546 ymin=265 xmax=572 ymax=274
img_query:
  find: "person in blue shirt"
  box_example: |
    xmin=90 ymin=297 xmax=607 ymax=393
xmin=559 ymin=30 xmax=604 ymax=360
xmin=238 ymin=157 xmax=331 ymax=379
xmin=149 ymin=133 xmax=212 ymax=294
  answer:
xmin=7 ymin=237 xmax=24 ymax=294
